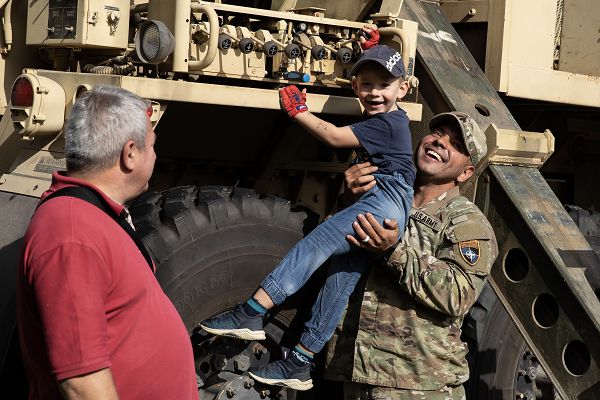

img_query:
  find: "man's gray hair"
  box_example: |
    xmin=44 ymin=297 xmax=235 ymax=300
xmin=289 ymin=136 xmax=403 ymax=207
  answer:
xmin=65 ymin=85 xmax=151 ymax=173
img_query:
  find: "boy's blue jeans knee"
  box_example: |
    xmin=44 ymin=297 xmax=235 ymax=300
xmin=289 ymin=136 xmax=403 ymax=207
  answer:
xmin=300 ymin=250 xmax=371 ymax=352
xmin=260 ymin=172 xmax=413 ymax=352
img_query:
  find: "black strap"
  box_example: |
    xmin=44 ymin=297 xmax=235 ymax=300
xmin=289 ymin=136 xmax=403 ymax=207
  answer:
xmin=37 ymin=186 xmax=154 ymax=272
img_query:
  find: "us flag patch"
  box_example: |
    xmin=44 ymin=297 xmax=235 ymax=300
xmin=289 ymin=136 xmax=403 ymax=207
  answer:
xmin=459 ymin=240 xmax=480 ymax=266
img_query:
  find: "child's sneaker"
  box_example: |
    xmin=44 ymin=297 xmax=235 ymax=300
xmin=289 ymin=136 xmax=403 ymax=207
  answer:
xmin=248 ymin=355 xmax=313 ymax=391
xmin=199 ymin=304 xmax=265 ymax=340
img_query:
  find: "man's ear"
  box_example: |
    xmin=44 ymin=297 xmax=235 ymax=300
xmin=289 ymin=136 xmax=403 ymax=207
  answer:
xmin=456 ymin=164 xmax=475 ymax=183
xmin=396 ymin=80 xmax=409 ymax=102
xmin=121 ymin=140 xmax=137 ymax=172
xmin=351 ymin=77 xmax=358 ymax=97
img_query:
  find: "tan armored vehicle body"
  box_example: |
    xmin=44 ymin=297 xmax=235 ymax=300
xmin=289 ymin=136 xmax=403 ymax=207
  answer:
xmin=0 ymin=1 xmax=599 ymax=399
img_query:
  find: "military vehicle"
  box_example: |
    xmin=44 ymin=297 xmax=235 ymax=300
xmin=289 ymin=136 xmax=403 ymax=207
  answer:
xmin=1 ymin=0 xmax=599 ymax=399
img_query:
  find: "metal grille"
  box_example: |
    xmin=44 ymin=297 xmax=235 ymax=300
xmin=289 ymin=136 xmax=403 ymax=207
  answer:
xmin=142 ymin=24 xmax=161 ymax=61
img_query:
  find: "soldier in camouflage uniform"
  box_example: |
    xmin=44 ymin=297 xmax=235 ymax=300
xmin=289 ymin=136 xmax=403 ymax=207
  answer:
xmin=321 ymin=111 xmax=498 ymax=400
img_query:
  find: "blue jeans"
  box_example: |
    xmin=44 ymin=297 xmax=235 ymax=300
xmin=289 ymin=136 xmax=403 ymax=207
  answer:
xmin=261 ymin=172 xmax=413 ymax=352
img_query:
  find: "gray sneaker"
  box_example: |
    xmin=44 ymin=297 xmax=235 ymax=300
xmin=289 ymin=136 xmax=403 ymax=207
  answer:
xmin=248 ymin=356 xmax=313 ymax=391
xmin=199 ymin=304 xmax=265 ymax=340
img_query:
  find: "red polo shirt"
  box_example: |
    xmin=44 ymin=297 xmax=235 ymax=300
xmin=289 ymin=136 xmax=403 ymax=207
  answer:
xmin=17 ymin=172 xmax=197 ymax=399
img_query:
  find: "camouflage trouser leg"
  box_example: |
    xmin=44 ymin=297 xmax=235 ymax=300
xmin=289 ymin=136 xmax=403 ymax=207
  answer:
xmin=343 ymin=382 xmax=466 ymax=400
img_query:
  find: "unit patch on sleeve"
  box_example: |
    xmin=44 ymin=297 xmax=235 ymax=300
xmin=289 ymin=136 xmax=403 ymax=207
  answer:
xmin=459 ymin=240 xmax=480 ymax=266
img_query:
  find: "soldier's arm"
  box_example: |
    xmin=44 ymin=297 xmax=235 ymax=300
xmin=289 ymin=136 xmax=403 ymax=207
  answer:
xmin=387 ymin=214 xmax=497 ymax=317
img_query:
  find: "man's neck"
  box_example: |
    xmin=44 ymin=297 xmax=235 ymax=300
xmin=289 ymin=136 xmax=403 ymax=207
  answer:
xmin=67 ymin=168 xmax=130 ymax=205
xmin=413 ymin=180 xmax=457 ymax=208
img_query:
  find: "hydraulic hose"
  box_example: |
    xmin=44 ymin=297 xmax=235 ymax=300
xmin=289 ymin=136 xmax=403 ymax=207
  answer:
xmin=83 ymin=63 xmax=135 ymax=75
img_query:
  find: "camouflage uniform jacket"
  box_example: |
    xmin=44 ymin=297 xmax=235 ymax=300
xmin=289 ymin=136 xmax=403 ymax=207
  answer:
xmin=324 ymin=186 xmax=498 ymax=390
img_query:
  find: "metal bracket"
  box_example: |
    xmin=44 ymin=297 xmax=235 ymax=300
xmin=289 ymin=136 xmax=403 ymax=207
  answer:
xmin=486 ymin=124 xmax=555 ymax=168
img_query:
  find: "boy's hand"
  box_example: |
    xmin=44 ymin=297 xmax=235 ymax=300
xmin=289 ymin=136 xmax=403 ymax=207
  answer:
xmin=359 ymin=25 xmax=380 ymax=50
xmin=279 ymin=85 xmax=308 ymax=119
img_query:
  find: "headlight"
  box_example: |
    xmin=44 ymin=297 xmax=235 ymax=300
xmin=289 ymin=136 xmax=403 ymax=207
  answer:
xmin=135 ymin=20 xmax=175 ymax=64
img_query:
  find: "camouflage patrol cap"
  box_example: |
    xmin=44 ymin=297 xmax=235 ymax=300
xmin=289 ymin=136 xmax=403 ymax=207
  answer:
xmin=429 ymin=111 xmax=487 ymax=166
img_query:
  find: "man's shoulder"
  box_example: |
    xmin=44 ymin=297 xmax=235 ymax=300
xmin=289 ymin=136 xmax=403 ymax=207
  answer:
xmin=442 ymin=195 xmax=498 ymax=273
xmin=27 ymin=195 xmax=116 ymax=246
xmin=35 ymin=193 xmax=108 ymax=220
xmin=440 ymin=195 xmax=497 ymax=245
xmin=443 ymin=195 xmax=487 ymax=222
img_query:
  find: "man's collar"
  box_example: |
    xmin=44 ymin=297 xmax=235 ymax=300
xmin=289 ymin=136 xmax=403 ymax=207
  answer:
xmin=419 ymin=186 xmax=461 ymax=215
xmin=47 ymin=171 xmax=126 ymax=217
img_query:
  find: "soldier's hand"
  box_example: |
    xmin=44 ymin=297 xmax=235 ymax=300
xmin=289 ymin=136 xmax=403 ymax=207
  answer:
xmin=347 ymin=213 xmax=399 ymax=254
xmin=344 ymin=162 xmax=378 ymax=202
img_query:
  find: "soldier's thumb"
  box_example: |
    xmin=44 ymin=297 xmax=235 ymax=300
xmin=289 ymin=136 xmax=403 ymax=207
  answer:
xmin=383 ymin=218 xmax=398 ymax=229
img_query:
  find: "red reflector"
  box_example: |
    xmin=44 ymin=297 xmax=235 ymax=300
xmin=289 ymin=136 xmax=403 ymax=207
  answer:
xmin=11 ymin=77 xmax=34 ymax=107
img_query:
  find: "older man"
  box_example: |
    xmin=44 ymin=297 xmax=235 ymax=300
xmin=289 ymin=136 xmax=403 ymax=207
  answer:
xmin=320 ymin=112 xmax=498 ymax=399
xmin=16 ymin=86 xmax=197 ymax=399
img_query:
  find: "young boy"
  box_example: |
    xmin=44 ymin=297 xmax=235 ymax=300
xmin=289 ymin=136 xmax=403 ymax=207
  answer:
xmin=201 ymin=42 xmax=415 ymax=390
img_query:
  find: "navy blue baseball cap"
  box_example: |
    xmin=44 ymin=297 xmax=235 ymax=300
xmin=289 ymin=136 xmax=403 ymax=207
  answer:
xmin=349 ymin=45 xmax=405 ymax=78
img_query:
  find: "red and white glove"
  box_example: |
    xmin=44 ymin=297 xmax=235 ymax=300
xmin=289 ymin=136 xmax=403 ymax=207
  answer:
xmin=360 ymin=28 xmax=380 ymax=50
xmin=279 ymin=85 xmax=308 ymax=119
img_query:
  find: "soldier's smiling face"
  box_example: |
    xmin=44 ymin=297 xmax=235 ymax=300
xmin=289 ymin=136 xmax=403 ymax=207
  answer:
xmin=415 ymin=123 xmax=473 ymax=184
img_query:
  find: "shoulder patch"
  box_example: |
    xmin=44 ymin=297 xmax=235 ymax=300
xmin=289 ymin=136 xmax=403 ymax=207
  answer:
xmin=459 ymin=240 xmax=480 ymax=266
xmin=452 ymin=221 xmax=494 ymax=242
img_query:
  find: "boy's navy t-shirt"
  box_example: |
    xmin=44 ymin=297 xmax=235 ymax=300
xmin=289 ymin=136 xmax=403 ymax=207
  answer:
xmin=350 ymin=109 xmax=415 ymax=185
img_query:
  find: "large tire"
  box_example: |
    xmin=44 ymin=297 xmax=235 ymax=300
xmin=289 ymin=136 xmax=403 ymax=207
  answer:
xmin=130 ymin=185 xmax=322 ymax=399
xmin=130 ymin=185 xmax=309 ymax=331
xmin=463 ymin=283 xmax=524 ymax=399
xmin=463 ymin=284 xmax=557 ymax=400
